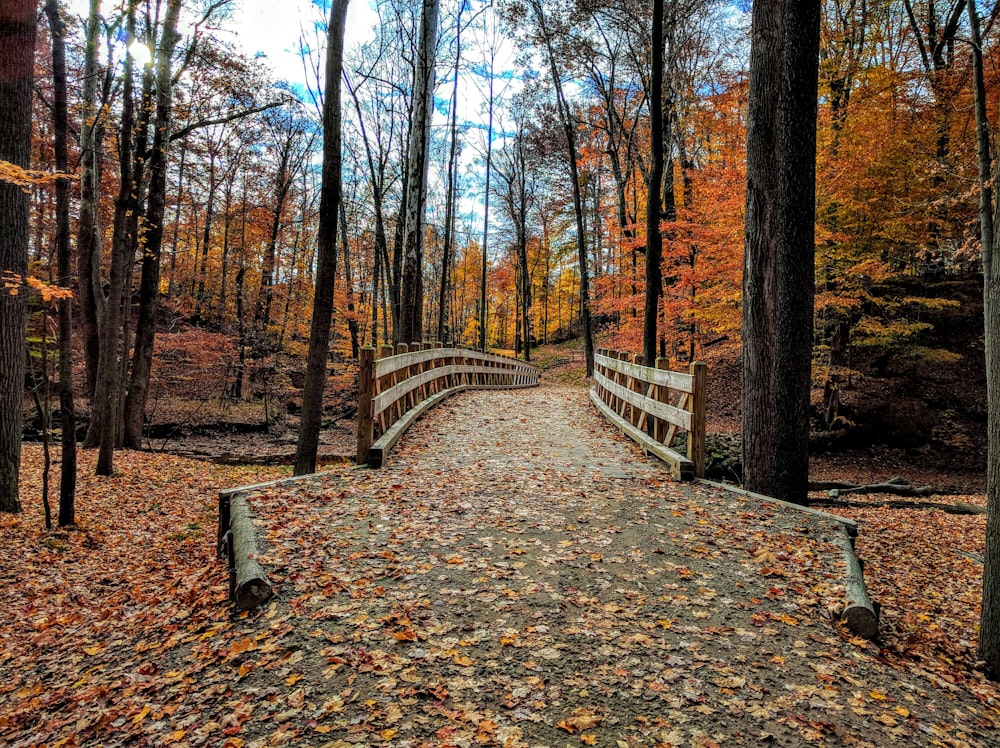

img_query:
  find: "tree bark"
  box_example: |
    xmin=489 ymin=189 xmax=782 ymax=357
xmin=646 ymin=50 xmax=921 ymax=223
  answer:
xmin=294 ymin=0 xmax=349 ymax=476
xmin=398 ymin=0 xmax=440 ymax=345
xmin=969 ymin=0 xmax=1000 ymax=683
xmin=644 ymin=0 xmax=664 ymax=365
xmin=77 ymin=0 xmax=103 ymax=403
xmin=0 ymin=0 xmax=37 ymax=512
xmin=741 ymin=0 xmax=820 ymax=504
xmin=43 ymin=0 xmax=76 ymax=524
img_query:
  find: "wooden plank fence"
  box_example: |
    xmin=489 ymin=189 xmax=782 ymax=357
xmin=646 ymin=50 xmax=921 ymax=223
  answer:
xmin=357 ymin=343 xmax=540 ymax=467
xmin=590 ymin=349 xmax=706 ymax=480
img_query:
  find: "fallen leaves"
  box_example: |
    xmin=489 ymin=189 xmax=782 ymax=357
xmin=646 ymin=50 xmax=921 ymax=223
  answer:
xmin=4 ymin=389 xmax=1000 ymax=748
xmin=556 ymin=707 xmax=604 ymax=733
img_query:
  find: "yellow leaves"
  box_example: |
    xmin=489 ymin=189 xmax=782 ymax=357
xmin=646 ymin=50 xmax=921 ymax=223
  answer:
xmin=500 ymin=632 xmax=518 ymax=646
xmin=83 ymin=645 xmax=104 ymax=656
xmin=380 ymin=728 xmax=398 ymax=740
xmin=869 ymin=689 xmax=888 ymax=700
xmin=237 ymin=662 xmax=254 ymax=677
xmin=580 ymin=734 xmax=597 ymax=745
xmin=0 ymin=159 xmax=76 ymax=191
xmin=873 ymin=713 xmax=897 ymax=726
xmin=556 ymin=707 xmax=604 ymax=733
xmin=895 ymin=706 xmax=910 ymax=718
xmin=446 ymin=557 xmax=465 ymax=564
xmin=284 ymin=673 xmax=303 ymax=686
xmin=452 ymin=655 xmax=475 ymax=666
xmin=132 ymin=705 xmax=151 ymax=724
xmin=391 ymin=628 xmax=417 ymax=642
xmin=656 ymin=619 xmax=673 ymax=630
xmin=772 ymin=613 xmax=799 ymax=626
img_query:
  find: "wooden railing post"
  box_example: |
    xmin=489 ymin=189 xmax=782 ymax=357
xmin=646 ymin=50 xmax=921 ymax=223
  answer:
xmin=688 ymin=361 xmax=707 ymax=478
xmin=654 ymin=357 xmax=670 ymax=443
xmin=357 ymin=347 xmax=376 ymax=464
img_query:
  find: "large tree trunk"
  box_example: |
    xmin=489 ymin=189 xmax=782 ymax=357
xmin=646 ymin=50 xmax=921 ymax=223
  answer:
xmin=741 ymin=0 xmax=820 ymax=504
xmin=43 ymin=0 xmax=76 ymax=525
xmin=398 ymin=0 xmax=440 ymax=345
xmin=294 ymin=0 xmax=349 ymax=476
xmin=0 ymin=0 xmax=37 ymax=512
xmin=969 ymin=0 xmax=1000 ymax=683
xmin=122 ymin=0 xmax=182 ymax=449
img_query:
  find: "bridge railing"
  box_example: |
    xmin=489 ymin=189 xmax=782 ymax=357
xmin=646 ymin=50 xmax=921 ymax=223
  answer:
xmin=357 ymin=343 xmax=540 ymax=467
xmin=590 ymin=348 xmax=706 ymax=480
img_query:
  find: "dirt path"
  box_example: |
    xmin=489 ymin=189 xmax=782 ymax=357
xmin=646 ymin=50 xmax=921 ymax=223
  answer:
xmin=221 ymin=385 xmax=999 ymax=747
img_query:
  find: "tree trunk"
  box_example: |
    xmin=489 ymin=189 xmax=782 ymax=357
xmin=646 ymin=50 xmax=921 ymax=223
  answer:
xmin=969 ymin=0 xmax=1000 ymax=683
xmin=644 ymin=0 xmax=664 ymax=365
xmin=741 ymin=0 xmax=820 ymax=504
xmin=398 ymin=0 xmax=440 ymax=345
xmin=479 ymin=72 xmax=495 ymax=352
xmin=194 ymin=150 xmax=217 ymax=322
xmin=43 ymin=0 xmax=76 ymax=525
xmin=532 ymin=0 xmax=594 ymax=375
xmin=77 ymin=0 xmax=103 ymax=403
xmin=338 ymin=200 xmax=361 ymax=358
xmin=294 ymin=0 xmax=349 ymax=476
xmin=0 ymin=0 xmax=37 ymax=512
xmin=91 ymin=1 xmax=140 ymax=472
xmin=438 ymin=12 xmax=462 ymax=344
xmin=122 ymin=0 xmax=182 ymax=449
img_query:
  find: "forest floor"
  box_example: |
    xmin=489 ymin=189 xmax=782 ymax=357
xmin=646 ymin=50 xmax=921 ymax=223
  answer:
xmin=3 ymin=376 xmax=997 ymax=747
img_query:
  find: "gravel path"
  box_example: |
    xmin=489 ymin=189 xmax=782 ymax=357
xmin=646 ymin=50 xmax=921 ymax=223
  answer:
xmin=232 ymin=385 xmax=1000 ymax=747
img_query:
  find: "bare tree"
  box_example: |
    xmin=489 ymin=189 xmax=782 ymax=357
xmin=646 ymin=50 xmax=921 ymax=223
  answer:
xmin=295 ymin=0 xmax=350 ymax=476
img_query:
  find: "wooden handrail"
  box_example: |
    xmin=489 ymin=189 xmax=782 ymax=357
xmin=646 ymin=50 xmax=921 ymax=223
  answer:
xmin=590 ymin=349 xmax=706 ymax=480
xmin=357 ymin=345 xmax=540 ymax=466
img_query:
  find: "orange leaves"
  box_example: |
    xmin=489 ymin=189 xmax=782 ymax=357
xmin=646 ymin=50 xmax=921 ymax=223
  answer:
xmin=556 ymin=707 xmax=604 ymax=734
xmin=228 ymin=637 xmax=256 ymax=656
xmin=391 ymin=628 xmax=418 ymax=642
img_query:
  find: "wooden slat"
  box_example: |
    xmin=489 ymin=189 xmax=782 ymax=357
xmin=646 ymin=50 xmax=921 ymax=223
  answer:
xmin=595 ymin=352 xmax=694 ymax=392
xmin=589 ymin=389 xmax=694 ymax=481
xmin=594 ymin=370 xmax=692 ymax=431
xmin=376 ymin=346 xmax=540 ymax=380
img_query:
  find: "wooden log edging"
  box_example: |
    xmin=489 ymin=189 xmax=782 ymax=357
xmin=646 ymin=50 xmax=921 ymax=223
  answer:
xmin=218 ymin=483 xmax=286 ymax=611
xmin=697 ymin=479 xmax=879 ymax=640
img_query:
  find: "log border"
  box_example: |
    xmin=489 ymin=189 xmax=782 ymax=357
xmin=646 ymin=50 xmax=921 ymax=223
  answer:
xmin=697 ymin=478 xmax=879 ymax=640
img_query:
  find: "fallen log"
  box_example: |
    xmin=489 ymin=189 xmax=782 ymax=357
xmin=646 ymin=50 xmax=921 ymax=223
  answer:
xmin=832 ymin=526 xmax=879 ymax=640
xmin=228 ymin=493 xmax=273 ymax=610
xmin=808 ymin=476 xmax=936 ymax=497
xmin=958 ymin=550 xmax=984 ymax=564
xmin=809 ymin=497 xmax=985 ymax=515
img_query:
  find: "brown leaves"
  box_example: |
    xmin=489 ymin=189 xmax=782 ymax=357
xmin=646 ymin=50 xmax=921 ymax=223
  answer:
xmin=556 ymin=707 xmax=604 ymax=733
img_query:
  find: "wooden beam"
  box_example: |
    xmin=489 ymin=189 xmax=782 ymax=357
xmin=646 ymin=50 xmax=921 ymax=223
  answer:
xmin=589 ymin=389 xmax=694 ymax=480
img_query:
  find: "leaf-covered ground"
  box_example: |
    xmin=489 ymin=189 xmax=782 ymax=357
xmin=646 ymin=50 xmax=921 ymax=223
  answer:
xmin=3 ymin=385 xmax=999 ymax=747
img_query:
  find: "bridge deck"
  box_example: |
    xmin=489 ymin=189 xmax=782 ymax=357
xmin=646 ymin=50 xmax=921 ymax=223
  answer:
xmin=231 ymin=384 xmax=996 ymax=746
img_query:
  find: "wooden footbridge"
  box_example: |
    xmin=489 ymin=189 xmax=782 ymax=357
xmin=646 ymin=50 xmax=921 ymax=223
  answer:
xmin=219 ymin=342 xmax=880 ymax=654
xmin=354 ymin=343 xmax=708 ymax=477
